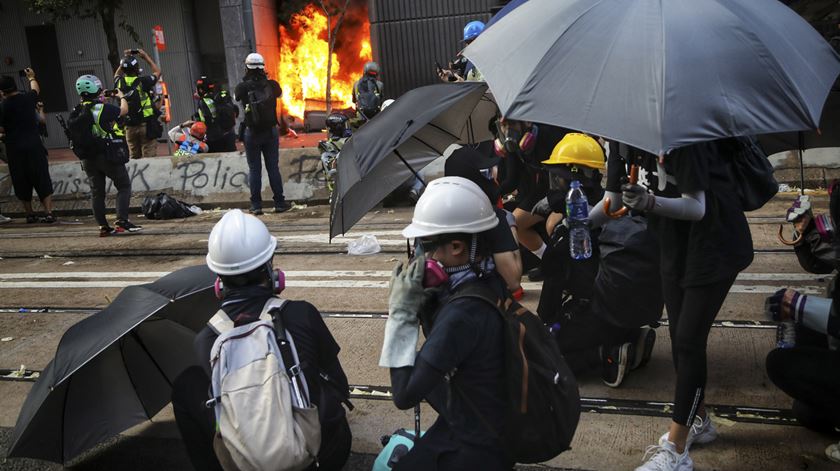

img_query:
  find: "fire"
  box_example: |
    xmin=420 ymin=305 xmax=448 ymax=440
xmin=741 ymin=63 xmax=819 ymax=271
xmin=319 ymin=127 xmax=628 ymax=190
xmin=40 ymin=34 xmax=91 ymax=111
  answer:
xmin=279 ymin=3 xmax=372 ymax=121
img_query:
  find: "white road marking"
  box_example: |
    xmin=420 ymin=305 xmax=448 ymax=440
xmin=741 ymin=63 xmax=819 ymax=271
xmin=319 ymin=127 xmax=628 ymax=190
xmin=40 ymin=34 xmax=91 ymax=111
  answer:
xmin=0 ymin=280 xmax=825 ymax=295
xmin=0 ymin=271 xmax=829 ymax=281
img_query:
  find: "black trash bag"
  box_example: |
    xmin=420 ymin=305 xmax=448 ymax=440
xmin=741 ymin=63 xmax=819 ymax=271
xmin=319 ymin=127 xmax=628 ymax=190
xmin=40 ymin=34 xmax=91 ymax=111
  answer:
xmin=141 ymin=192 xmax=197 ymax=220
xmin=592 ymin=215 xmax=663 ymax=328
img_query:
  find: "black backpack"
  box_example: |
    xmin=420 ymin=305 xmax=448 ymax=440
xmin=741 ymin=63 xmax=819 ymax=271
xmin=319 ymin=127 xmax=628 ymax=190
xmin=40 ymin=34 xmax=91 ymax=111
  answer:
xmin=66 ymin=104 xmax=104 ymax=160
xmin=245 ymin=81 xmax=277 ymax=129
xmin=356 ymin=76 xmax=381 ymax=119
xmin=447 ymin=281 xmax=581 ymax=463
xmin=214 ymin=91 xmax=238 ymax=132
xmin=729 ymin=137 xmax=778 ymax=211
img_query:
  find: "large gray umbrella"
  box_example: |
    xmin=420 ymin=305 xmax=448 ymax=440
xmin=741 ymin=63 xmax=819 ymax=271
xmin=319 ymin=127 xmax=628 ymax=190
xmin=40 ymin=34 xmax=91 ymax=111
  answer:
xmin=330 ymin=81 xmax=497 ymax=238
xmin=7 ymin=265 xmax=218 ymax=464
xmin=464 ymin=0 xmax=840 ymax=155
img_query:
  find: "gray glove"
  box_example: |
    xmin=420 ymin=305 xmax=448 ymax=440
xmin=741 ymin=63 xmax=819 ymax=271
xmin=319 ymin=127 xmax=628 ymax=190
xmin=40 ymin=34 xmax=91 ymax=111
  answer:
xmin=531 ymin=197 xmax=552 ymax=217
xmin=379 ymin=257 xmax=428 ymax=368
xmin=621 ymin=183 xmax=655 ymax=212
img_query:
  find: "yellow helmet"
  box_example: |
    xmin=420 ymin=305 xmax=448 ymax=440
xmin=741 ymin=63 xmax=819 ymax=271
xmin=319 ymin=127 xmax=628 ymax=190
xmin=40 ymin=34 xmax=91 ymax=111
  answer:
xmin=542 ymin=133 xmax=605 ymax=170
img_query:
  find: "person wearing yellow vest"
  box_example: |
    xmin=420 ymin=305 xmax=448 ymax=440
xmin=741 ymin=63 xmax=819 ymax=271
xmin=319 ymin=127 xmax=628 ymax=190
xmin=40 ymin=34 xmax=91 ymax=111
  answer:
xmin=194 ymin=76 xmax=237 ymax=153
xmin=75 ymin=74 xmax=142 ymax=237
xmin=114 ymin=49 xmax=161 ymax=159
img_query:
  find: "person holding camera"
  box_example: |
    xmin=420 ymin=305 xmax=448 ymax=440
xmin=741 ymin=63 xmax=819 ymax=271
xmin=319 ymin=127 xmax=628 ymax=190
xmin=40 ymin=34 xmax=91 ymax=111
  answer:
xmin=114 ymin=49 xmax=161 ymax=159
xmin=74 ymin=75 xmax=142 ymax=236
xmin=0 ymin=69 xmax=55 ymax=223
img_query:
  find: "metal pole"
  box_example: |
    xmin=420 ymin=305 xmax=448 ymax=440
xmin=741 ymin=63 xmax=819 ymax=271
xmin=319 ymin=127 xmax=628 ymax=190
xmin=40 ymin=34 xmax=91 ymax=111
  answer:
xmin=798 ymin=131 xmax=805 ymax=195
xmin=152 ymin=29 xmax=172 ymax=155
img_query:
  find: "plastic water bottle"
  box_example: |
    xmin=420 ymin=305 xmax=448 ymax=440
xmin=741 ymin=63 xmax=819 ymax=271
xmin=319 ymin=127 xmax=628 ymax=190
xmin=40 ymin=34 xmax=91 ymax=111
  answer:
xmin=566 ymin=180 xmax=592 ymax=260
xmin=776 ymin=321 xmax=796 ymax=349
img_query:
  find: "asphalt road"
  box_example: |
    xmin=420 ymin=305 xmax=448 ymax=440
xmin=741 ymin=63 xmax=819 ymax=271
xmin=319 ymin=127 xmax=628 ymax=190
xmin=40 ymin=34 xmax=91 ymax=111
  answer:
xmin=0 ymin=195 xmax=837 ymax=470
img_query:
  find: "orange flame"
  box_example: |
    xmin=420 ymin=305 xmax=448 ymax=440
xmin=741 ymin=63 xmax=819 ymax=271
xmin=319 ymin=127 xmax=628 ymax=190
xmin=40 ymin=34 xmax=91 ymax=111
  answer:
xmin=279 ymin=3 xmax=372 ymax=120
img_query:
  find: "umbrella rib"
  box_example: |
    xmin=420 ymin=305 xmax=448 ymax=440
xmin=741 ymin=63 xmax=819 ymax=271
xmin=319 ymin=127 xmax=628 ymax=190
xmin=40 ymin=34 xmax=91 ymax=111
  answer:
xmin=131 ymin=329 xmax=175 ymax=390
xmin=425 ymin=122 xmax=461 ymax=141
xmin=61 ymin=374 xmax=71 ymax=463
xmin=393 ymin=150 xmax=427 ymax=188
xmin=120 ymin=334 xmax=155 ymax=419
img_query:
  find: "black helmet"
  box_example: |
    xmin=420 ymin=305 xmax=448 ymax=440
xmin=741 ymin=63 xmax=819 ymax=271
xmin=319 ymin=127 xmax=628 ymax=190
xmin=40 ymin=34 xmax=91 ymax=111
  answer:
xmin=326 ymin=112 xmax=349 ymax=138
xmin=120 ymin=55 xmax=140 ymax=76
xmin=196 ymin=76 xmax=216 ymax=95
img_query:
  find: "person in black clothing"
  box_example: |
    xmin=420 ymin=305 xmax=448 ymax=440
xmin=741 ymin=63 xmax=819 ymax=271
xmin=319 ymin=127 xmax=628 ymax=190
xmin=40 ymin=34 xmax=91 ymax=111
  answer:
xmin=0 ymin=71 xmax=55 ymax=223
xmin=381 ymin=177 xmax=511 ymax=471
xmin=601 ymin=140 xmax=753 ymax=471
xmin=114 ymin=49 xmax=161 ymax=159
xmin=193 ymin=76 xmax=237 ymax=153
xmin=172 ymin=209 xmax=352 ymax=471
xmin=73 ymin=75 xmax=142 ymax=237
xmin=444 ymin=146 xmax=523 ymax=298
xmin=234 ymin=52 xmax=289 ymax=215
xmin=765 ymin=182 xmax=839 ymax=463
xmin=493 ymin=117 xmax=569 ymax=280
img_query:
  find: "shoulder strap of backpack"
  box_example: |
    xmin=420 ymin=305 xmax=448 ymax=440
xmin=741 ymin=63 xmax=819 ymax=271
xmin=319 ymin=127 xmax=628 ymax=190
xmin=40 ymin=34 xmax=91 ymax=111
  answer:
xmin=266 ymin=299 xmax=311 ymax=406
xmin=207 ymin=309 xmax=234 ymax=335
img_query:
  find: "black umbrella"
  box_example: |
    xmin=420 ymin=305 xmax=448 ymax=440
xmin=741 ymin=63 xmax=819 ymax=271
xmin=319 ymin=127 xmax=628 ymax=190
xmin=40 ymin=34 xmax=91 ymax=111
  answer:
xmin=7 ymin=265 xmax=218 ymax=464
xmin=330 ymin=81 xmax=497 ymax=238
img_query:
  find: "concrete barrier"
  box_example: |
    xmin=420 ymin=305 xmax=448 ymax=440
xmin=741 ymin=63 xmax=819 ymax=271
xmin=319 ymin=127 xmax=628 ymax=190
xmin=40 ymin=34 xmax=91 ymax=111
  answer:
xmin=0 ymin=148 xmax=328 ymax=214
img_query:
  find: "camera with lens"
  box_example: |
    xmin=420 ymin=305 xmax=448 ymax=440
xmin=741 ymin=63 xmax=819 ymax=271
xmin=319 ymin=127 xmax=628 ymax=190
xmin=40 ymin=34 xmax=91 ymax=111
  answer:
xmin=103 ymin=89 xmax=119 ymax=98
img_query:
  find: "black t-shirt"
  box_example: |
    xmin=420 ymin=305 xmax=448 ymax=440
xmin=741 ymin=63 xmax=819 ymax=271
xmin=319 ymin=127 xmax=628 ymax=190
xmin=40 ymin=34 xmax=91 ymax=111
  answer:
xmin=606 ymin=141 xmax=753 ymax=286
xmin=516 ymin=124 xmax=570 ymax=202
xmin=194 ymin=296 xmax=348 ymax=425
xmin=1 ymin=91 xmax=42 ymax=151
xmin=419 ymin=280 xmax=507 ymax=448
xmin=487 ymin=208 xmax=519 ymax=253
xmin=234 ymin=75 xmax=282 ymax=130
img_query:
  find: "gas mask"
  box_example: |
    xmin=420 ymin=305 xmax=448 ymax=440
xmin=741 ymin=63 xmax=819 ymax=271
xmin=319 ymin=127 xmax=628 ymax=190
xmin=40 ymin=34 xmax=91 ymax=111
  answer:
xmin=494 ymin=119 xmax=538 ymax=157
xmin=413 ymin=239 xmax=450 ymax=288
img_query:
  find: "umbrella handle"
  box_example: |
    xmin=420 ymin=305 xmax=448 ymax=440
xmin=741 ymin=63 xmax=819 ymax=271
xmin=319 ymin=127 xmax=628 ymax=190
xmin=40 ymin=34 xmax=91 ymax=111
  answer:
xmin=604 ymin=165 xmax=639 ymax=219
xmin=777 ymin=224 xmax=803 ymax=246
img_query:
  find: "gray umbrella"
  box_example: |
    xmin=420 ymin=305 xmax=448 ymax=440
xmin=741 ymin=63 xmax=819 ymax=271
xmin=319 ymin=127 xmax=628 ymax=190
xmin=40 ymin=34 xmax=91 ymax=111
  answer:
xmin=330 ymin=81 xmax=497 ymax=238
xmin=464 ymin=0 xmax=840 ymax=155
xmin=7 ymin=265 xmax=218 ymax=464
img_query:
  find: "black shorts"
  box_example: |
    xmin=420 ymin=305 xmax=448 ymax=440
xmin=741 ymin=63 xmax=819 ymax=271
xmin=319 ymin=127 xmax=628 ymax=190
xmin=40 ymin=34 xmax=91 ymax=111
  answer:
xmin=7 ymin=144 xmax=53 ymax=202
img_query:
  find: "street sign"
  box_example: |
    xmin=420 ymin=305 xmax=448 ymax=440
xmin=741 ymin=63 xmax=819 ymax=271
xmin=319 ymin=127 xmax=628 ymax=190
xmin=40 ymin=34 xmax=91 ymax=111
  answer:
xmin=153 ymin=25 xmax=166 ymax=52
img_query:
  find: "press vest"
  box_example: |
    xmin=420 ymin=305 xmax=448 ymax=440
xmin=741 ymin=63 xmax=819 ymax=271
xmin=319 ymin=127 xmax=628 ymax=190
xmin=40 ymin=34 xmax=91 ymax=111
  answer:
xmin=83 ymin=101 xmax=125 ymax=138
xmin=122 ymin=75 xmax=155 ymax=121
xmin=198 ymin=97 xmax=217 ymax=122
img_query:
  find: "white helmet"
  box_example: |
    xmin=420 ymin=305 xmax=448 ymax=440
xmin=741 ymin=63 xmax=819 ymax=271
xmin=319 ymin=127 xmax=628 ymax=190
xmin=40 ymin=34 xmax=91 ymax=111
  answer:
xmin=206 ymin=209 xmax=277 ymax=276
xmin=381 ymin=99 xmax=395 ymax=110
xmin=245 ymin=52 xmax=265 ymax=70
xmin=402 ymin=177 xmax=499 ymax=239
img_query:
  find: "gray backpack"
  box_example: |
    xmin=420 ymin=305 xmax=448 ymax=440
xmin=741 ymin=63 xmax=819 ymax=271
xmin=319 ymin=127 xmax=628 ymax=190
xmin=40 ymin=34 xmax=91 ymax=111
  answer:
xmin=207 ymin=298 xmax=321 ymax=471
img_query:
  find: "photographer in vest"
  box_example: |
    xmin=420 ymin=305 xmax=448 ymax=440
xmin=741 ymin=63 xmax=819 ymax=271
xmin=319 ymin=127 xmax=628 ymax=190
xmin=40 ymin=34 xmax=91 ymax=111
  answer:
xmin=73 ymin=75 xmax=142 ymax=236
xmin=114 ymin=49 xmax=161 ymax=159
xmin=194 ymin=76 xmax=237 ymax=153
xmin=172 ymin=209 xmax=351 ymax=470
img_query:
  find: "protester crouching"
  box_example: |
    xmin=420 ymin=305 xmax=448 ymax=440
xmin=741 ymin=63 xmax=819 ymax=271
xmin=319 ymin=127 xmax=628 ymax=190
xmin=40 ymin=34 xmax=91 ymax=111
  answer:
xmin=172 ymin=209 xmax=352 ymax=471
xmin=766 ymin=183 xmax=840 ymax=464
xmin=381 ymin=177 xmax=512 ymax=470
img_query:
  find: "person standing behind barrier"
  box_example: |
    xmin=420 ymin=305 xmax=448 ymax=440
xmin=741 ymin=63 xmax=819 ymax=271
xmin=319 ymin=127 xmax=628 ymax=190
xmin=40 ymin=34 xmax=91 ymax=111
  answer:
xmin=0 ymin=71 xmax=55 ymax=223
xmin=193 ymin=77 xmax=237 ymax=153
xmin=609 ymin=140 xmax=753 ymax=471
xmin=172 ymin=210 xmax=352 ymax=471
xmin=234 ymin=53 xmax=290 ymax=215
xmin=73 ymin=75 xmax=142 ymax=237
xmin=381 ymin=177 xmax=511 ymax=470
xmin=114 ymin=49 xmax=161 ymax=159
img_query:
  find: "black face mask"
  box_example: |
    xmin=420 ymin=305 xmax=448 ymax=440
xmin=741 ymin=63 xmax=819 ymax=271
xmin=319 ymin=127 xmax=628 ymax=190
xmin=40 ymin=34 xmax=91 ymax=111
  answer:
xmin=223 ymin=284 xmax=274 ymax=302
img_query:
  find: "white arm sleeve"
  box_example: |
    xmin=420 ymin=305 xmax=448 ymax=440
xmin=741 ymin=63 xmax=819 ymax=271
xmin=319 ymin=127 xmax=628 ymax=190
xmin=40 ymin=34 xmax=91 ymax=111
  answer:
xmin=589 ymin=191 xmax=622 ymax=228
xmin=650 ymin=191 xmax=706 ymax=221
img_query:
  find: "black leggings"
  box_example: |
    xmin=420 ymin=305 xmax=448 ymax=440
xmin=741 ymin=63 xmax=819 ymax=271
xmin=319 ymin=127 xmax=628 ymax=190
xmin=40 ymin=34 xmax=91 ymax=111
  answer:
xmin=662 ymin=275 xmax=736 ymax=426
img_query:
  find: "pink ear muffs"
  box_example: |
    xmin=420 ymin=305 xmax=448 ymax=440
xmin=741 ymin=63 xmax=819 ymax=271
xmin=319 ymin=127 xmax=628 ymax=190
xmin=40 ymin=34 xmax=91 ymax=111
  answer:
xmin=214 ymin=268 xmax=286 ymax=300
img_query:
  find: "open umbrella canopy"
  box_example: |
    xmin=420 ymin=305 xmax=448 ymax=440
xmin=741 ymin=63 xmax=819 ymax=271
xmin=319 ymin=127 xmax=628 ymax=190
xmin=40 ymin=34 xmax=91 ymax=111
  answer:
xmin=330 ymin=81 xmax=497 ymax=238
xmin=760 ymin=85 xmax=840 ymax=155
xmin=464 ymin=0 xmax=840 ymax=155
xmin=7 ymin=265 xmax=218 ymax=464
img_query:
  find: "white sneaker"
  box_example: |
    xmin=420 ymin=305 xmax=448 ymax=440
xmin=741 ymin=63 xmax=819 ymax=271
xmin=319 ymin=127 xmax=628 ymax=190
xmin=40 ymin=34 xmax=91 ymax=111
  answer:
xmin=688 ymin=414 xmax=718 ymax=447
xmin=636 ymin=437 xmax=693 ymax=471
xmin=827 ymin=441 xmax=840 ymax=464
xmin=0 ymin=214 xmax=10 ymax=225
